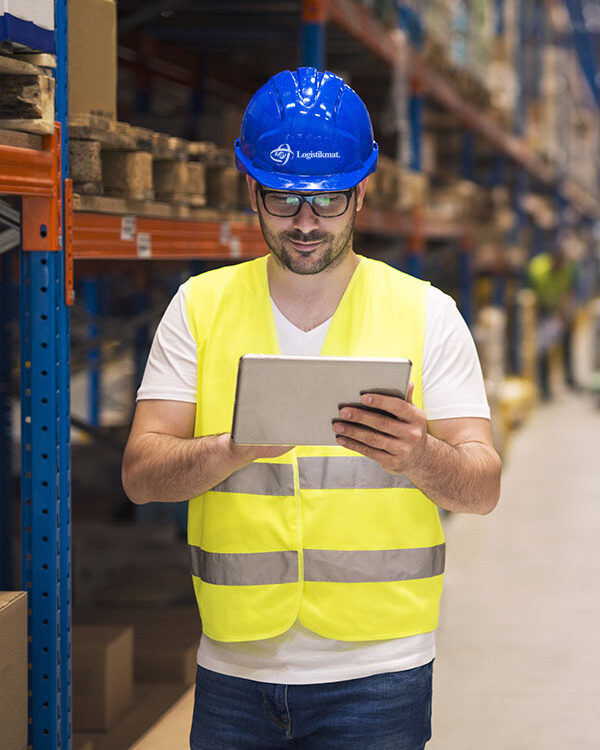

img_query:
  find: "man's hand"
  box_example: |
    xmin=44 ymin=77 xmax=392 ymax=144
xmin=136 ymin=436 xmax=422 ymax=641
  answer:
xmin=122 ymin=400 xmax=294 ymax=504
xmin=332 ymin=384 xmax=427 ymax=475
xmin=332 ymin=385 xmax=502 ymax=515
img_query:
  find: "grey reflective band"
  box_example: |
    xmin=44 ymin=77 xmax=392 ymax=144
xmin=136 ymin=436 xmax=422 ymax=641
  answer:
xmin=190 ymin=544 xmax=444 ymax=585
xmin=190 ymin=547 xmax=298 ymax=585
xmin=304 ymin=544 xmax=445 ymax=583
xmin=298 ymin=456 xmax=416 ymax=490
xmin=211 ymin=462 xmax=294 ymax=496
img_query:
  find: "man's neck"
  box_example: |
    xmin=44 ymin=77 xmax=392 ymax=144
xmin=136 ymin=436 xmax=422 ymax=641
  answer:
xmin=267 ymin=250 xmax=361 ymax=332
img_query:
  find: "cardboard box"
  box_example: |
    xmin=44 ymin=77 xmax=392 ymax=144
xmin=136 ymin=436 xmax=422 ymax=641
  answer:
xmin=0 ymin=0 xmax=55 ymax=53
xmin=86 ymin=683 xmax=187 ymax=750
xmin=73 ymin=734 xmax=95 ymax=750
xmin=130 ymin=685 xmax=194 ymax=750
xmin=73 ymin=606 xmax=201 ymax=685
xmin=0 ymin=591 xmax=27 ymax=750
xmin=68 ymin=0 xmax=116 ymax=119
xmin=72 ymin=625 xmax=134 ymax=732
xmin=135 ymin=636 xmax=198 ymax=685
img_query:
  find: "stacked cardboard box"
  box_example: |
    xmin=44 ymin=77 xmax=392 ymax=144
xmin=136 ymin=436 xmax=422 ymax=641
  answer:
xmin=68 ymin=0 xmax=117 ymax=120
xmin=72 ymin=625 xmax=134 ymax=732
xmin=74 ymin=604 xmax=200 ymax=686
xmin=0 ymin=592 xmax=27 ymax=750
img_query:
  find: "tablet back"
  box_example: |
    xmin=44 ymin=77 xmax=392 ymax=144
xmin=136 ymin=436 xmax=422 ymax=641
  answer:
xmin=231 ymin=354 xmax=412 ymax=446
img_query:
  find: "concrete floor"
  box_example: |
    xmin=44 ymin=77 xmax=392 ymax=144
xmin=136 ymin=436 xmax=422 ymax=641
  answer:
xmin=429 ymin=390 xmax=600 ymax=750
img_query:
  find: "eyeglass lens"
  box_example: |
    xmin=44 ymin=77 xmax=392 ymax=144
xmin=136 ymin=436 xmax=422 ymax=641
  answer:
xmin=264 ymin=191 xmax=349 ymax=217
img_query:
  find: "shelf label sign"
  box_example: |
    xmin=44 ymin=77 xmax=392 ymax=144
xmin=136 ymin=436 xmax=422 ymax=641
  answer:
xmin=230 ymin=236 xmax=241 ymax=258
xmin=121 ymin=215 xmax=136 ymax=241
xmin=137 ymin=233 xmax=152 ymax=258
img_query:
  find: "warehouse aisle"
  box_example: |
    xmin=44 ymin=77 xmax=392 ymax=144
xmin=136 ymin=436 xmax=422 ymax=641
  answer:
xmin=429 ymin=390 xmax=600 ymax=750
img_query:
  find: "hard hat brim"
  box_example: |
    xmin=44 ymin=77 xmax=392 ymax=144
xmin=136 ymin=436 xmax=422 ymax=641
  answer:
xmin=235 ymin=145 xmax=378 ymax=192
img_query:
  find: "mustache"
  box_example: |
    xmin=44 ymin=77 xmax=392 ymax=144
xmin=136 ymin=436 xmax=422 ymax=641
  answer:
xmin=283 ymin=230 xmax=330 ymax=243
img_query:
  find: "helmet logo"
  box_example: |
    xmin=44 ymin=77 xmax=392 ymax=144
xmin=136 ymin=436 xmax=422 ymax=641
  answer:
xmin=270 ymin=143 xmax=293 ymax=166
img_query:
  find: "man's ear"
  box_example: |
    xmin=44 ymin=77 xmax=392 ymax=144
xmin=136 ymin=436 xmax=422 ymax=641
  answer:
xmin=246 ymin=176 xmax=258 ymax=212
xmin=355 ymin=176 xmax=370 ymax=212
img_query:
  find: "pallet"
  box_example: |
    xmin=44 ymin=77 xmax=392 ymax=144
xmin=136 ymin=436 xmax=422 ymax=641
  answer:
xmin=69 ymin=115 xmax=252 ymax=211
xmin=68 ymin=115 xmax=253 ymax=208
xmin=72 ymin=193 xmax=248 ymax=222
xmin=73 ymin=194 xmax=208 ymax=220
xmin=0 ymin=53 xmax=55 ymax=135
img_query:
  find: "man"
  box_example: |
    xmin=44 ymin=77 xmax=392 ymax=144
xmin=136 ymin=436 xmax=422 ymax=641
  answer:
xmin=122 ymin=68 xmax=501 ymax=750
xmin=527 ymin=236 xmax=578 ymax=400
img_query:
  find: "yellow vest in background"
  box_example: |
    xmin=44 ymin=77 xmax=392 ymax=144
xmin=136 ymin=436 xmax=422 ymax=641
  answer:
xmin=185 ymin=255 xmax=445 ymax=642
xmin=528 ymin=252 xmax=576 ymax=313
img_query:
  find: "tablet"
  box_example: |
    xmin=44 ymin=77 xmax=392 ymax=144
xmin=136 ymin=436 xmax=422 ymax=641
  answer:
xmin=231 ymin=354 xmax=412 ymax=446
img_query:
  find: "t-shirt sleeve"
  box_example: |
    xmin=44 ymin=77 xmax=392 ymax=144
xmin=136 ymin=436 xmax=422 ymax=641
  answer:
xmin=136 ymin=281 xmax=197 ymax=402
xmin=422 ymin=286 xmax=490 ymax=420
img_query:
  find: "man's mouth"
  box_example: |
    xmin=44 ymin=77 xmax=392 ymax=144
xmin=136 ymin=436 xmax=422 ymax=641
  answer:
xmin=289 ymin=239 xmax=323 ymax=252
xmin=285 ymin=234 xmax=327 ymax=253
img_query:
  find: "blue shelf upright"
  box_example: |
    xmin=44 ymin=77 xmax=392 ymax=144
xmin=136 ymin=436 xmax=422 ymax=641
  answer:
xmin=0 ymin=251 xmax=13 ymax=590
xmin=301 ymin=0 xmax=325 ymax=70
xmin=18 ymin=0 xmax=72 ymax=747
xmin=397 ymin=3 xmax=425 ymax=280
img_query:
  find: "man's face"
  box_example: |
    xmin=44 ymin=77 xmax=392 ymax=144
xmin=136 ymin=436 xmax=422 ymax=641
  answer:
xmin=248 ymin=179 xmax=368 ymax=275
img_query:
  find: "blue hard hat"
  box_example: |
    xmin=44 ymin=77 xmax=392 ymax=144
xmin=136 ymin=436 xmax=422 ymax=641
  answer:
xmin=235 ymin=67 xmax=379 ymax=191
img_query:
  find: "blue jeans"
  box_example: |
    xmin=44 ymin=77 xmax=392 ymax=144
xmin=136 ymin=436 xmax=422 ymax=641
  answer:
xmin=190 ymin=662 xmax=433 ymax=749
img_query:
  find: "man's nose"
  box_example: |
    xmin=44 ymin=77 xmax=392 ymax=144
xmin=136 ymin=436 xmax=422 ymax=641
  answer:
xmin=292 ymin=200 xmax=319 ymax=232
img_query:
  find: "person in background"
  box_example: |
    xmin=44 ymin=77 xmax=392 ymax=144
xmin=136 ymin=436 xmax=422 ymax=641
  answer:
xmin=527 ymin=233 xmax=579 ymax=400
xmin=122 ymin=68 xmax=502 ymax=750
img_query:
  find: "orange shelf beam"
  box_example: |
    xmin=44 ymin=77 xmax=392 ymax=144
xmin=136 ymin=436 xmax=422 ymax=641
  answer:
xmin=72 ymin=211 xmax=268 ymax=260
xmin=357 ymin=206 xmax=471 ymax=240
xmin=0 ymin=140 xmax=55 ymax=197
xmin=0 ymin=127 xmax=62 ymax=251
xmin=72 ymin=205 xmax=470 ymax=260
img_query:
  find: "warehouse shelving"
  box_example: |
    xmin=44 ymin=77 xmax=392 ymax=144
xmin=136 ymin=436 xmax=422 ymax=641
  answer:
xmin=1 ymin=1 xmax=599 ymax=748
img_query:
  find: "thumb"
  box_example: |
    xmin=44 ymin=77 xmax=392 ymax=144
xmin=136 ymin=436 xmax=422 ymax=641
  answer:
xmin=406 ymin=382 xmax=415 ymax=405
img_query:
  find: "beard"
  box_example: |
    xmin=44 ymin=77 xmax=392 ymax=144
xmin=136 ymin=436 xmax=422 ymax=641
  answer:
xmin=257 ymin=205 xmax=356 ymax=275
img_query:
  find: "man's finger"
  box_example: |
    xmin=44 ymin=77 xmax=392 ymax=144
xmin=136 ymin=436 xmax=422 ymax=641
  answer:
xmin=335 ymin=406 xmax=404 ymax=437
xmin=359 ymin=391 xmax=414 ymax=419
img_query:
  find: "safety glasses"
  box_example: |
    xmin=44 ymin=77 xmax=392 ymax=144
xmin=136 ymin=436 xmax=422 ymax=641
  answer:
xmin=258 ymin=185 xmax=354 ymax=218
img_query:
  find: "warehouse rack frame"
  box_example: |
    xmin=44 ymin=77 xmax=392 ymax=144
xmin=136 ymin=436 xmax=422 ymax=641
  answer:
xmin=1 ymin=1 xmax=599 ymax=749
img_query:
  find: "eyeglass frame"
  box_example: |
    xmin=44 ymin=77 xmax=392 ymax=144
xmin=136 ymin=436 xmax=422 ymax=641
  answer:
xmin=256 ymin=184 xmax=355 ymax=218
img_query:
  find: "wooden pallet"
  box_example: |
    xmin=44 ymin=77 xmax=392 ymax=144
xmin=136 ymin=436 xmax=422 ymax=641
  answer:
xmin=0 ymin=53 xmax=55 ymax=135
xmin=69 ymin=115 xmax=252 ymax=209
xmin=72 ymin=193 xmax=252 ymax=222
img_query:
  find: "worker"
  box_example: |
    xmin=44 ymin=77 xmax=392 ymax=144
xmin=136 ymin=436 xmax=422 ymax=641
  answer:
xmin=122 ymin=68 xmax=501 ymax=750
xmin=527 ymin=234 xmax=578 ymax=400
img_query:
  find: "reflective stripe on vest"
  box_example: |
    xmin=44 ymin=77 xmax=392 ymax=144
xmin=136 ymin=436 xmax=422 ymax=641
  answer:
xmin=208 ymin=456 xmax=414 ymax=496
xmin=191 ymin=547 xmax=298 ymax=585
xmin=190 ymin=544 xmax=445 ymax=585
xmin=212 ymin=462 xmax=295 ymax=496
xmin=298 ymin=456 xmax=415 ymax=490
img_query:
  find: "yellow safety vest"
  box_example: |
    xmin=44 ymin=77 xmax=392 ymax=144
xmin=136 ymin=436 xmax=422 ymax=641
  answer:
xmin=528 ymin=252 xmax=576 ymax=312
xmin=185 ymin=255 xmax=445 ymax=642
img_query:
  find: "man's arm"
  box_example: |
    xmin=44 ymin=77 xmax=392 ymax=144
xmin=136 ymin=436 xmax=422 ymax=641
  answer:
xmin=122 ymin=399 xmax=291 ymax=504
xmin=332 ymin=385 xmax=501 ymax=515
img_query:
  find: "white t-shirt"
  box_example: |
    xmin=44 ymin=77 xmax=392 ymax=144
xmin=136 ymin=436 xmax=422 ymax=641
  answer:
xmin=137 ymin=276 xmax=490 ymax=684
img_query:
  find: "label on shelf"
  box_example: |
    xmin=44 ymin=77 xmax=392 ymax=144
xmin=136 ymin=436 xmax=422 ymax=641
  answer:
xmin=136 ymin=233 xmax=152 ymax=258
xmin=121 ymin=215 xmax=136 ymax=241
xmin=230 ymin=236 xmax=241 ymax=258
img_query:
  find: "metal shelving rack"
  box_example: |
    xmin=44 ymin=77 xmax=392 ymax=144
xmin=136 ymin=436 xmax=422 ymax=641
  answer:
xmin=0 ymin=1 xmax=72 ymax=746
xmin=1 ymin=1 xmax=598 ymax=748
